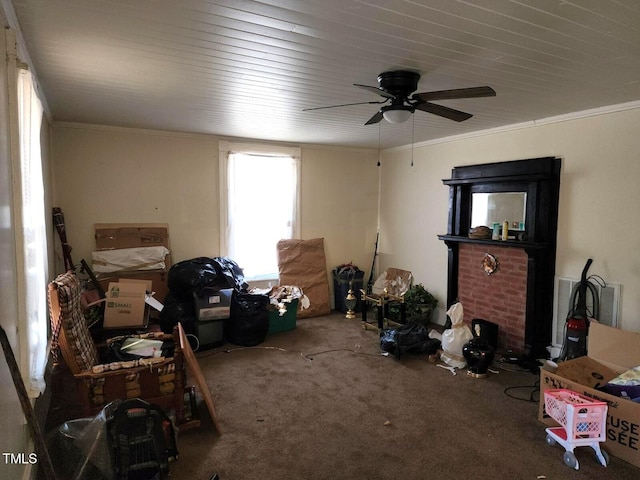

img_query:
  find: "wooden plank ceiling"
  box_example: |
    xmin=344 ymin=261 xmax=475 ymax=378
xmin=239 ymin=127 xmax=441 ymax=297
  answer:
xmin=9 ymin=0 xmax=640 ymax=149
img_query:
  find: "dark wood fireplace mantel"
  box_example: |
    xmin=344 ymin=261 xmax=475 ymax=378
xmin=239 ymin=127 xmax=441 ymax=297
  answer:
xmin=439 ymin=157 xmax=561 ymax=358
xmin=437 ymin=234 xmax=548 ymax=250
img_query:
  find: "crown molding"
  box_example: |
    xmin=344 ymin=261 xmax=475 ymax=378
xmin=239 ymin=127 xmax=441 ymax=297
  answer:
xmin=386 ymin=100 xmax=640 ymax=153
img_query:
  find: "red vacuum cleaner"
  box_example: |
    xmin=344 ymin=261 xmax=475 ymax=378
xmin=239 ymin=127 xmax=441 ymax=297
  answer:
xmin=559 ymin=259 xmax=594 ymax=361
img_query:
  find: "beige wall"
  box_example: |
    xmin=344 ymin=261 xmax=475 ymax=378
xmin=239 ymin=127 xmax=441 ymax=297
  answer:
xmin=51 ymin=124 xmax=379 ymax=304
xmin=50 ymin=102 xmax=640 ymax=334
xmin=300 ymin=146 xmax=380 ymax=280
xmin=52 ymin=126 xmax=221 ymax=263
xmin=379 ymin=108 xmax=640 ymax=332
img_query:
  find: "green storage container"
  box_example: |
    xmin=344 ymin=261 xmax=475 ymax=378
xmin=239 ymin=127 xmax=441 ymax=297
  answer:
xmin=268 ymin=298 xmax=298 ymax=334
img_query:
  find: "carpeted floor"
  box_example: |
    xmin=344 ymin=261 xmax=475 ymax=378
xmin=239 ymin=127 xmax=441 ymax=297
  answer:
xmin=167 ymin=312 xmax=639 ymax=480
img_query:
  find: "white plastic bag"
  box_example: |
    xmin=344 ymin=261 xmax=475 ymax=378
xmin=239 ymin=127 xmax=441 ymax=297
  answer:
xmin=440 ymin=302 xmax=473 ymax=369
xmin=91 ymin=246 xmax=169 ymax=273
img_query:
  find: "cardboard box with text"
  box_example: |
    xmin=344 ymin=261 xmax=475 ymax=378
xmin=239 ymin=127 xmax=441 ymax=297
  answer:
xmin=103 ymin=279 xmax=153 ymax=329
xmin=539 ymin=322 xmax=640 ymax=467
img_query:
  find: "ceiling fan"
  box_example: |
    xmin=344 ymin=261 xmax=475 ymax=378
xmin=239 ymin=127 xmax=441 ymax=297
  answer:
xmin=304 ymin=70 xmax=496 ymax=125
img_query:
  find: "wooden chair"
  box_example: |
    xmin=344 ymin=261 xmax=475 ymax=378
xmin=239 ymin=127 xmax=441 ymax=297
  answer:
xmin=48 ymin=270 xmax=201 ymax=430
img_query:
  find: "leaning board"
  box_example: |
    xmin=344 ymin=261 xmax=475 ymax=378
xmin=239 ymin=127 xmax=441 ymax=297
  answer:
xmin=178 ymin=323 xmax=222 ymax=434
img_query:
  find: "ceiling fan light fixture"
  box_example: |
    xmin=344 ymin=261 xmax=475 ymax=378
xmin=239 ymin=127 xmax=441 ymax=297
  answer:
xmin=382 ymin=105 xmax=413 ymax=124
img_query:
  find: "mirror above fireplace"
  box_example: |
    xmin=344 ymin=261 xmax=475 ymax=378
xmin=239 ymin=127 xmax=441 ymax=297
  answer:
xmin=471 ymin=192 xmax=527 ymax=229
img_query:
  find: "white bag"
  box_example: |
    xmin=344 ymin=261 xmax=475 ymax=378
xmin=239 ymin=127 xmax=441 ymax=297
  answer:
xmin=440 ymin=302 xmax=473 ymax=368
xmin=91 ymin=246 xmax=169 ymax=273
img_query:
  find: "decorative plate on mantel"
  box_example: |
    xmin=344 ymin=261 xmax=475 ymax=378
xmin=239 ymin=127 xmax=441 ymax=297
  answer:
xmin=481 ymin=253 xmax=499 ymax=275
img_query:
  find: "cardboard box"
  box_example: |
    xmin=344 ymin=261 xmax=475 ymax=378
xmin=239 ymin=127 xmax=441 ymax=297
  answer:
xmin=103 ymin=279 xmax=154 ymax=329
xmin=98 ymin=269 xmax=169 ymax=305
xmin=94 ymin=223 xmax=171 ymax=304
xmin=539 ymin=322 xmax=640 ymax=467
xmin=94 ymin=223 xmax=170 ymax=250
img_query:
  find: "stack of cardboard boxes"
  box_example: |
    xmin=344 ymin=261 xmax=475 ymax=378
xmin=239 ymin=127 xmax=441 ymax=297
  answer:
xmin=94 ymin=223 xmax=170 ymax=329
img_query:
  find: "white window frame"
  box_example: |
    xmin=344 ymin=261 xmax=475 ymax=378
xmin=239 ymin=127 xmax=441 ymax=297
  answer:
xmin=219 ymin=141 xmax=301 ymax=282
xmin=7 ymin=58 xmax=49 ymax=397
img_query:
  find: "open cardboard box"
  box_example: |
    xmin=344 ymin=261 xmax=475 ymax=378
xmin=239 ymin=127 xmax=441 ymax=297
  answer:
xmin=539 ymin=322 xmax=640 ymax=467
xmin=103 ymin=279 xmax=163 ymax=329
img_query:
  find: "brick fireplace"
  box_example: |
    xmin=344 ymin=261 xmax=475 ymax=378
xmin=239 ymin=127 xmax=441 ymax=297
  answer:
xmin=438 ymin=157 xmax=561 ymax=358
xmin=457 ymin=243 xmax=528 ymax=351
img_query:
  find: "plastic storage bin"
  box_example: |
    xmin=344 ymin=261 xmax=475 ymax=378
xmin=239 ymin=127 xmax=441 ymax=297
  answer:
xmin=194 ymin=288 xmax=233 ymax=349
xmin=268 ymin=299 xmax=298 ymax=334
xmin=197 ymin=318 xmax=225 ymax=349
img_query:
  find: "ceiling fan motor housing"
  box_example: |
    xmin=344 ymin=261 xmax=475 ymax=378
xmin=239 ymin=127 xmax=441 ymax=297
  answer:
xmin=377 ymin=71 xmax=420 ymax=96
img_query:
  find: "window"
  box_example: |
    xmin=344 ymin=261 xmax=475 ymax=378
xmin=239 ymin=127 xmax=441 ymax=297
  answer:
xmin=220 ymin=142 xmax=300 ymax=281
xmin=11 ymin=67 xmax=49 ymax=397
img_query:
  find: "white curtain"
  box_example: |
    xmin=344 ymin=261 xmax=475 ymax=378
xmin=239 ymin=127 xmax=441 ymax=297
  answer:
xmin=222 ymin=145 xmax=300 ymax=281
xmin=15 ymin=68 xmax=48 ymax=397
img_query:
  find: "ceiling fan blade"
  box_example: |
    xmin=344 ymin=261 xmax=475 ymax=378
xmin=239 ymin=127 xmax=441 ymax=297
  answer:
xmin=413 ymin=86 xmax=496 ymax=101
xmin=303 ymin=100 xmax=387 ymax=112
xmin=354 ymin=84 xmax=396 ymax=99
xmin=364 ymin=111 xmax=384 ymax=125
xmin=414 ymin=101 xmax=473 ymax=122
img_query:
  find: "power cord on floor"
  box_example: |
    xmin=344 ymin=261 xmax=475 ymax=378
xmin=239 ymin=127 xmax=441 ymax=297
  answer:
xmin=196 ymin=345 xmax=398 ymax=362
xmin=196 ymin=345 xmax=292 ymax=358
xmin=195 ymin=345 xmax=384 ymax=362
xmin=302 ymin=348 xmax=385 ymax=361
xmin=503 ymin=379 xmax=540 ymax=403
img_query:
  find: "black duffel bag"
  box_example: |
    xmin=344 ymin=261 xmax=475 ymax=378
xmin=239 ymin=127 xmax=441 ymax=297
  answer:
xmin=380 ymin=321 xmax=441 ymax=359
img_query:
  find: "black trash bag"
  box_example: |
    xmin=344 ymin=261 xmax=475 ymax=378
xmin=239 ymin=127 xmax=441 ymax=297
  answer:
xmin=168 ymin=257 xmax=248 ymax=300
xmin=226 ymin=293 xmax=270 ymax=347
xmin=380 ymin=321 xmax=441 ymax=359
xmin=215 ymin=256 xmax=249 ymax=292
xmin=167 ymin=257 xmax=228 ymax=300
xmin=158 ymin=293 xmax=197 ymax=336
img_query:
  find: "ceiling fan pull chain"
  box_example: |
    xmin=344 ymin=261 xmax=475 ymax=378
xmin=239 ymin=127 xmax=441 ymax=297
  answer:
xmin=411 ymin=114 xmax=415 ymax=167
xmin=377 ymin=122 xmax=381 ymax=167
